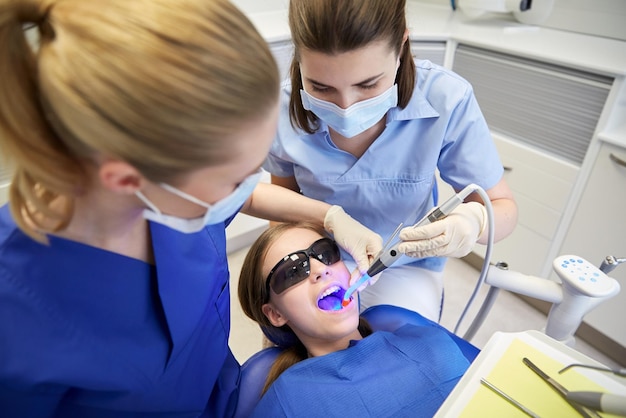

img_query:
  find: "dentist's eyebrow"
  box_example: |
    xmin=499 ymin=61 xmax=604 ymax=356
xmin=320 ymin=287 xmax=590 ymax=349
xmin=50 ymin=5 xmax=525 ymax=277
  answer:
xmin=352 ymin=73 xmax=384 ymax=86
xmin=305 ymin=72 xmax=385 ymax=88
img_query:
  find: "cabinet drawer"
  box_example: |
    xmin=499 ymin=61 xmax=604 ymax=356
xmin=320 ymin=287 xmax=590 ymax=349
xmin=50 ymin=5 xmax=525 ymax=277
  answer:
xmin=411 ymin=41 xmax=446 ymax=66
xmin=494 ymin=133 xmax=578 ymax=239
xmin=473 ymin=224 xmax=551 ymax=275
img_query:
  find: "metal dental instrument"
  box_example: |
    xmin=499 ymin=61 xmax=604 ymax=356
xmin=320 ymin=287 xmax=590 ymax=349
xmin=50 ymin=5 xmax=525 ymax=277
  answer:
xmin=480 ymin=378 xmax=540 ymax=418
xmin=559 ymin=363 xmax=626 ymax=378
xmin=523 ymin=357 xmax=602 ymax=418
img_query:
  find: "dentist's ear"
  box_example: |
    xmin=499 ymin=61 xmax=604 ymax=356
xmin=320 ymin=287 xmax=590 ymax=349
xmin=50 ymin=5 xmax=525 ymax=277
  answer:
xmin=262 ymin=303 xmax=288 ymax=327
xmin=99 ymin=158 xmax=145 ymax=195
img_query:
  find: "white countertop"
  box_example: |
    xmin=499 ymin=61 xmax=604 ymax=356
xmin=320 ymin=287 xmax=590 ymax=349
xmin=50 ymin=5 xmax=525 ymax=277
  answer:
xmin=247 ymin=3 xmax=626 ymax=78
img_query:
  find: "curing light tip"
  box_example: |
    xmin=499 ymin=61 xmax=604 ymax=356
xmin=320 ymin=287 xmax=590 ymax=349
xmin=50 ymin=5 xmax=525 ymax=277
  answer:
xmin=341 ymin=273 xmax=371 ymax=307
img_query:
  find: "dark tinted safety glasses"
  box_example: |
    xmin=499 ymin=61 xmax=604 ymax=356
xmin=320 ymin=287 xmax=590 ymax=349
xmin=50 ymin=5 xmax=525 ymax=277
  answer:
xmin=265 ymin=238 xmax=341 ymax=300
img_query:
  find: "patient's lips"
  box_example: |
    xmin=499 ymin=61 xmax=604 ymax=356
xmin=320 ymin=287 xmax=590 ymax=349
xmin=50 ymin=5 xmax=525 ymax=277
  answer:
xmin=317 ymin=285 xmax=349 ymax=311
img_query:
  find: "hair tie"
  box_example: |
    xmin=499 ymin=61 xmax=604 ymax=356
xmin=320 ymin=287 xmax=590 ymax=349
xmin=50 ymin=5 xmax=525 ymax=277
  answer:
xmin=16 ymin=1 xmax=55 ymax=40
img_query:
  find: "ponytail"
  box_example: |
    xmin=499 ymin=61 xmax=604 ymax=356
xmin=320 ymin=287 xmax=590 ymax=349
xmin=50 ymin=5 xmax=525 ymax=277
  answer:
xmin=0 ymin=0 xmax=84 ymax=241
xmin=396 ymin=36 xmax=416 ymax=109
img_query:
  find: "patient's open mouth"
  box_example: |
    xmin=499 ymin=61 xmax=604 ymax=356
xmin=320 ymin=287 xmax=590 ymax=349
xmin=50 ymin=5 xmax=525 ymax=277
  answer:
xmin=317 ymin=285 xmax=348 ymax=311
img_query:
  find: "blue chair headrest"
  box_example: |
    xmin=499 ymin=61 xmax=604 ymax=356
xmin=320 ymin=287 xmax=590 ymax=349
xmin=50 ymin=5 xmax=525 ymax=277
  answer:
xmin=261 ymin=325 xmax=299 ymax=348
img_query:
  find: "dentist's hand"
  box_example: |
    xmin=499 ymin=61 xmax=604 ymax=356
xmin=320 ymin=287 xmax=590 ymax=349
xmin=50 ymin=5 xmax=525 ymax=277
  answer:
xmin=324 ymin=206 xmax=383 ymax=276
xmin=398 ymin=202 xmax=487 ymax=259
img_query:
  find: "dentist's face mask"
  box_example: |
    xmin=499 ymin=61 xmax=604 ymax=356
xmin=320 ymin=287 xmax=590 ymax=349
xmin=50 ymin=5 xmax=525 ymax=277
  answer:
xmin=135 ymin=170 xmax=262 ymax=233
xmin=300 ymin=84 xmax=398 ymax=138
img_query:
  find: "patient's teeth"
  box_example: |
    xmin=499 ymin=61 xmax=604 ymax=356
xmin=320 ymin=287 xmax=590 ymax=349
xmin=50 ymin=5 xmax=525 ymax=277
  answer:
xmin=320 ymin=286 xmax=340 ymax=299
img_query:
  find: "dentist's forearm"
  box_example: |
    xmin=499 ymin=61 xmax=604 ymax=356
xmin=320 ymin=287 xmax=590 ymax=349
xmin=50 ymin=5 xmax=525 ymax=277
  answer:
xmin=242 ymin=183 xmax=331 ymax=225
xmin=477 ymin=197 xmax=518 ymax=245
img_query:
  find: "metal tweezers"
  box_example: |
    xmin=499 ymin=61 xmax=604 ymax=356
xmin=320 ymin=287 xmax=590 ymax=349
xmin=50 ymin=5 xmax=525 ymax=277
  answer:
xmin=523 ymin=357 xmax=602 ymax=418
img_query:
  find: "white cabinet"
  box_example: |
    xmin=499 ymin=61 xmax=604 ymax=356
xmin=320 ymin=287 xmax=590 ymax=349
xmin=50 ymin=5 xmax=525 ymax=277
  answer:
xmin=411 ymin=41 xmax=447 ymax=66
xmin=449 ymin=43 xmax=614 ymax=278
xmin=470 ymin=133 xmax=579 ymax=275
xmin=555 ymin=140 xmax=626 ymax=347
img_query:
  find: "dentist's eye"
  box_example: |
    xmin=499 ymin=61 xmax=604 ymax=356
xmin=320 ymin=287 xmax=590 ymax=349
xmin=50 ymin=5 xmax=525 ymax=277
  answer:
xmin=310 ymin=85 xmax=330 ymax=93
xmin=360 ymin=83 xmax=378 ymax=90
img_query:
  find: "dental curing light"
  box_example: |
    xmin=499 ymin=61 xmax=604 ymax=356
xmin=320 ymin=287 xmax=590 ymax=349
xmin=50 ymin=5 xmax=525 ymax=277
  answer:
xmin=341 ymin=273 xmax=371 ymax=307
xmin=342 ymin=183 xmax=490 ymax=307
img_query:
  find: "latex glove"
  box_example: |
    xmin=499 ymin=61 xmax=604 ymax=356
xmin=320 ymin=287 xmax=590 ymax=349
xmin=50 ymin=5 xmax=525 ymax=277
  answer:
xmin=398 ymin=202 xmax=487 ymax=259
xmin=324 ymin=206 xmax=383 ymax=277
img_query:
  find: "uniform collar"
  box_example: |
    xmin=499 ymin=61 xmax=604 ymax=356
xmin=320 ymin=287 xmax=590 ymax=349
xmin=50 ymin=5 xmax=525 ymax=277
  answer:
xmin=387 ymin=84 xmax=440 ymax=122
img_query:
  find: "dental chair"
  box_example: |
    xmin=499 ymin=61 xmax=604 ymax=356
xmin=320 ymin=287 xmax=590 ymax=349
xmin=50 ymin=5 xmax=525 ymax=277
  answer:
xmin=234 ymin=304 xmax=479 ymax=418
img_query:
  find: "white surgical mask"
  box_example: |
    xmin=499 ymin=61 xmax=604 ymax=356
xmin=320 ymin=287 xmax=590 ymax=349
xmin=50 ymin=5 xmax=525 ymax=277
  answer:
xmin=135 ymin=170 xmax=262 ymax=233
xmin=300 ymin=84 xmax=398 ymax=138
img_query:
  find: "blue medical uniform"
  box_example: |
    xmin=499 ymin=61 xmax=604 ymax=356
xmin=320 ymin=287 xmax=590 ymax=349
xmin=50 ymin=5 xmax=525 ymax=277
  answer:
xmin=264 ymin=60 xmax=504 ymax=319
xmin=0 ymin=205 xmax=239 ymax=417
xmin=250 ymin=324 xmax=470 ymax=417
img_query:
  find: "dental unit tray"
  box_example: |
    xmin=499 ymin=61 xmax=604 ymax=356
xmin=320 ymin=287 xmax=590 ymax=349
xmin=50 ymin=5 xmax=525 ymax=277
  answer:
xmin=435 ymin=330 xmax=626 ymax=417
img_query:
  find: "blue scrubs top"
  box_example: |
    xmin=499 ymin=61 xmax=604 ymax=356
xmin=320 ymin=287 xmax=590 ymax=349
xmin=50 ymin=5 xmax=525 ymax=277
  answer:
xmin=0 ymin=205 xmax=239 ymax=417
xmin=265 ymin=60 xmax=504 ymax=272
xmin=250 ymin=324 xmax=471 ymax=417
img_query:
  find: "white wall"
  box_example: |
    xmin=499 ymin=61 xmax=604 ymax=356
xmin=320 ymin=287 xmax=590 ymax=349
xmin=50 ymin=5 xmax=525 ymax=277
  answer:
xmin=540 ymin=0 xmax=626 ymax=41
xmin=231 ymin=0 xmax=288 ymax=14
xmin=415 ymin=0 xmax=626 ymax=41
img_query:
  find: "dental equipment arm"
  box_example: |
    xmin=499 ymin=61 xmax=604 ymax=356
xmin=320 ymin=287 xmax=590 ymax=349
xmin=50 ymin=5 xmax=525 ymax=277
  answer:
xmin=464 ymin=255 xmax=621 ymax=346
xmin=599 ymin=256 xmax=626 ymax=274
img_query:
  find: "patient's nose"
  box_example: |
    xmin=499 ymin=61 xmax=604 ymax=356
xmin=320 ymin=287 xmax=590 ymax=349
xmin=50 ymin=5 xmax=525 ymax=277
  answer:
xmin=309 ymin=259 xmax=332 ymax=282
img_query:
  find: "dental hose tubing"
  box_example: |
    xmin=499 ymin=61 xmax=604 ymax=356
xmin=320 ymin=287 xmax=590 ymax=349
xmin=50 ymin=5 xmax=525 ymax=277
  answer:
xmin=452 ymin=185 xmax=496 ymax=340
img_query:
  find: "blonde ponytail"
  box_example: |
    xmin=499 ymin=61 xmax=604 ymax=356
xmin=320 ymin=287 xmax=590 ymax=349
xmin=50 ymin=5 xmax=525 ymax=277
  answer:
xmin=0 ymin=0 xmax=83 ymax=241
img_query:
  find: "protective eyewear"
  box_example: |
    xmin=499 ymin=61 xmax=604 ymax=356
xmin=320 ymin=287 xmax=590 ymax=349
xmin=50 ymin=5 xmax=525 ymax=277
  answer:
xmin=265 ymin=238 xmax=341 ymax=300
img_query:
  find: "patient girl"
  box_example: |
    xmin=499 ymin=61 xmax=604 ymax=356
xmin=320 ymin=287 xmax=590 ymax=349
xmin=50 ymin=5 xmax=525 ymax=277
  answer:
xmin=238 ymin=222 xmax=474 ymax=417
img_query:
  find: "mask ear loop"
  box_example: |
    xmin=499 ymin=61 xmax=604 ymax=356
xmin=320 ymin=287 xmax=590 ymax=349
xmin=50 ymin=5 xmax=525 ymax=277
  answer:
xmin=135 ymin=191 xmax=163 ymax=215
xmin=159 ymin=184 xmax=212 ymax=209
